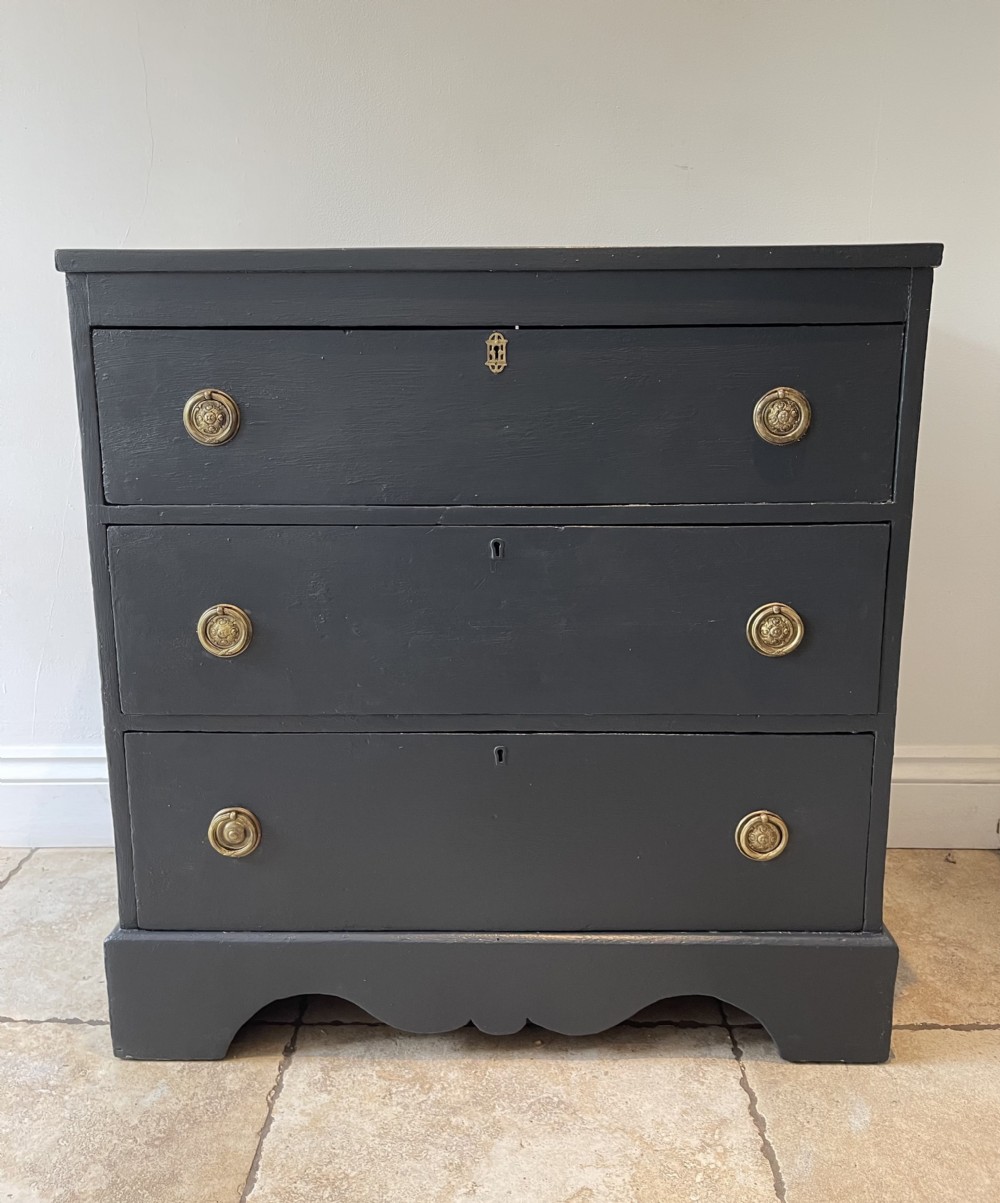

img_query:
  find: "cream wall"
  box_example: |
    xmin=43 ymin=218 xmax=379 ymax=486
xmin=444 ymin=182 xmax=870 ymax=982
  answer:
xmin=2 ymin=0 xmax=998 ymax=843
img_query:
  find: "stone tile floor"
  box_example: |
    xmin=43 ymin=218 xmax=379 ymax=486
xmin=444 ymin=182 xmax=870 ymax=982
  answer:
xmin=0 ymin=848 xmax=998 ymax=1201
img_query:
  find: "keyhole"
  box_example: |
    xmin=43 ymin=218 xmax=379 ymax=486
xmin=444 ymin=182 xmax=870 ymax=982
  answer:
xmin=494 ymin=745 xmax=506 ymax=766
xmin=490 ymin=539 xmax=505 ymax=560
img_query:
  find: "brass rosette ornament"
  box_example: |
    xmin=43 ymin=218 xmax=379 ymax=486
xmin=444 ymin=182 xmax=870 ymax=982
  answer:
xmin=735 ymin=811 xmax=789 ymax=861
xmin=183 ymin=388 xmax=241 ymax=446
xmin=746 ymin=602 xmax=805 ymax=658
xmin=197 ymin=604 xmax=253 ymax=658
xmin=753 ymin=387 xmax=811 ymax=445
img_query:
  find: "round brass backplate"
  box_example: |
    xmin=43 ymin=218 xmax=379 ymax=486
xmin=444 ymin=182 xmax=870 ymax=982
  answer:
xmin=208 ymin=807 xmax=261 ymax=858
xmin=753 ymin=387 xmax=811 ymax=445
xmin=735 ymin=810 xmax=789 ymax=861
xmin=183 ymin=389 xmax=240 ymax=446
xmin=746 ymin=602 xmax=805 ymax=657
xmin=197 ymin=604 xmax=253 ymax=658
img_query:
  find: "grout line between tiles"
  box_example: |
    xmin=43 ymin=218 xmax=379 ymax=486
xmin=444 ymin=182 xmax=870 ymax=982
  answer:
xmin=291 ymin=1016 xmax=726 ymax=1030
xmin=5 ymin=1013 xmax=997 ymax=1038
xmin=622 ymin=1018 xmax=724 ymax=1030
xmin=269 ymin=1012 xmax=732 ymax=1030
xmin=299 ymin=1017 xmax=384 ymax=1027
xmin=0 ymin=848 xmax=36 ymax=891
xmin=238 ymin=996 xmax=307 ymax=1203
xmin=0 ymin=1015 xmax=109 ymax=1026
xmin=894 ymin=1021 xmax=1000 ymax=1032
xmin=724 ymin=1017 xmax=786 ymax=1203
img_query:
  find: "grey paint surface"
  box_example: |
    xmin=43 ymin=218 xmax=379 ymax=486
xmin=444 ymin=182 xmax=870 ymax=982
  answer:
xmin=108 ymin=523 xmax=890 ymax=717
xmin=58 ymin=246 xmax=937 ymax=1061
xmin=127 ymin=732 xmax=874 ymax=932
xmin=80 ymin=268 xmax=915 ymax=328
xmin=57 ymin=244 xmax=944 ymax=272
xmin=94 ymin=325 xmax=903 ymax=505
xmin=94 ymin=500 xmax=904 ymax=526
xmin=105 ymin=927 xmax=899 ymax=1063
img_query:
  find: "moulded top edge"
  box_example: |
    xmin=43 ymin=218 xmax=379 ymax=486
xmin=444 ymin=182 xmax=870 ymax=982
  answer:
xmin=54 ymin=244 xmax=944 ymax=274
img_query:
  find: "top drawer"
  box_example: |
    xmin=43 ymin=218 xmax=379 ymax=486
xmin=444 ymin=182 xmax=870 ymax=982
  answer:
xmin=93 ymin=325 xmax=903 ymax=506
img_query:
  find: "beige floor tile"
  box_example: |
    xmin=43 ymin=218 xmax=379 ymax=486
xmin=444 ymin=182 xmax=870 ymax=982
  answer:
xmin=738 ymin=1025 xmax=1000 ymax=1202
xmin=0 ymin=849 xmax=32 ymax=885
xmin=302 ymin=995 xmax=382 ymax=1024
xmin=0 ymin=849 xmax=117 ymax=1021
xmin=247 ymin=1024 xmax=773 ymax=1203
xmin=0 ymin=1020 xmax=288 ymax=1203
xmin=885 ymin=848 xmax=1000 ymax=1024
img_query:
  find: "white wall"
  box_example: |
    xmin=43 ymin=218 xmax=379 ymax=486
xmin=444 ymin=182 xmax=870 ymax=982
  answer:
xmin=2 ymin=0 xmax=998 ymax=845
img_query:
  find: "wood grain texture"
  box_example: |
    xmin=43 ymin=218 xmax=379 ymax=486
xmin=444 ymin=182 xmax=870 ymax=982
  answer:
xmin=80 ymin=268 xmax=913 ymax=327
xmin=110 ymin=713 xmax=890 ymax=735
xmin=95 ymin=501 xmax=900 ymax=526
xmin=126 ymin=732 xmax=874 ymax=933
xmin=107 ymin=523 xmax=890 ymax=718
xmin=64 ymin=277 xmax=138 ymax=927
xmin=94 ymin=325 xmax=904 ymax=506
xmin=863 ymin=268 xmax=937 ymax=928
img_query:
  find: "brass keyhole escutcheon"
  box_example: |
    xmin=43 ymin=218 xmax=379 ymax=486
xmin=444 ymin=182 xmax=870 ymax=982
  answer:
xmin=735 ymin=811 xmax=789 ymax=861
xmin=197 ymin=604 xmax=253 ymax=658
xmin=753 ymin=387 xmax=811 ymax=445
xmin=746 ymin=602 xmax=805 ymax=657
xmin=183 ymin=389 xmax=241 ymax=446
xmin=208 ymin=807 xmax=261 ymax=858
xmin=485 ymin=331 xmax=508 ymax=374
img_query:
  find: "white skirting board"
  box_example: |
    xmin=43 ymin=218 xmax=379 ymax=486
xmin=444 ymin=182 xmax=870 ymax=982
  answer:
xmin=1 ymin=744 xmax=998 ymax=849
xmin=886 ymin=746 xmax=1000 ymax=849
xmin=0 ymin=746 xmax=114 ymax=847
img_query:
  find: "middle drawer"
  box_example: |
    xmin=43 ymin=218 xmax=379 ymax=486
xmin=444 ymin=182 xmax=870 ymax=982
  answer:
xmin=109 ymin=524 xmax=888 ymax=716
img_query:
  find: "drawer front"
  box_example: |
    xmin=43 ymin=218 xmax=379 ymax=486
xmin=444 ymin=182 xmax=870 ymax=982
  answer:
xmin=109 ymin=524 xmax=889 ymax=717
xmin=94 ymin=326 xmax=903 ymax=505
xmin=127 ymin=732 xmax=874 ymax=932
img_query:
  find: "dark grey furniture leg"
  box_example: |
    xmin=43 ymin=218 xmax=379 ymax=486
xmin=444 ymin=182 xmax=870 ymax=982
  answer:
xmin=105 ymin=928 xmax=897 ymax=1063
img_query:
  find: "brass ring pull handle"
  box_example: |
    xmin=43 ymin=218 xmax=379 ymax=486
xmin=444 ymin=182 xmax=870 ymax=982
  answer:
xmin=746 ymin=602 xmax=805 ymax=657
xmin=753 ymin=387 xmax=811 ymax=445
xmin=197 ymin=604 xmax=253 ymax=658
xmin=735 ymin=811 xmax=789 ymax=861
xmin=208 ymin=808 xmax=261 ymax=858
xmin=183 ymin=389 xmax=240 ymax=446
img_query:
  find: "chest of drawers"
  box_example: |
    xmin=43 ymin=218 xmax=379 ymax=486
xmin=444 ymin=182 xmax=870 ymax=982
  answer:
xmin=59 ymin=244 xmax=940 ymax=1062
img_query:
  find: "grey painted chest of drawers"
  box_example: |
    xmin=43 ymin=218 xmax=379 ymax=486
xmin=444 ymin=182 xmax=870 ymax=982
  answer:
xmin=58 ymin=244 xmax=941 ymax=1062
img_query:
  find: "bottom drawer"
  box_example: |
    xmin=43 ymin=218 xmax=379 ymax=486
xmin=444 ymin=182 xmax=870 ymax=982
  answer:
xmin=126 ymin=732 xmax=874 ymax=933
